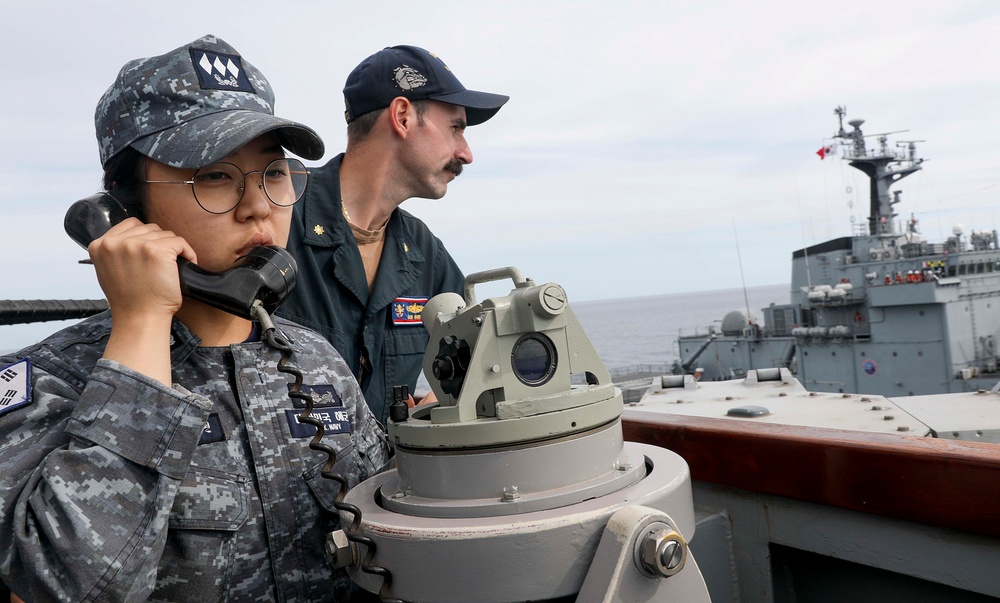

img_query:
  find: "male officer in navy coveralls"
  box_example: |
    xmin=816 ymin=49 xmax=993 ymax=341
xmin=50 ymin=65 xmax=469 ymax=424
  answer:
xmin=278 ymin=45 xmax=508 ymax=425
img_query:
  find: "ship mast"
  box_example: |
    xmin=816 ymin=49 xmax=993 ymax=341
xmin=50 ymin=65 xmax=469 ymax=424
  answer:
xmin=833 ymin=106 xmax=924 ymax=236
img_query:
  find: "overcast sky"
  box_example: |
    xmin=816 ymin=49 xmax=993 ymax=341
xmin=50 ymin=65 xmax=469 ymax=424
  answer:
xmin=5 ymin=0 xmax=1000 ymax=350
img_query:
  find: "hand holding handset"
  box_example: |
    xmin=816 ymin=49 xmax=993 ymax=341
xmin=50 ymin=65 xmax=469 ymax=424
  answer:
xmin=65 ymin=192 xmax=297 ymax=319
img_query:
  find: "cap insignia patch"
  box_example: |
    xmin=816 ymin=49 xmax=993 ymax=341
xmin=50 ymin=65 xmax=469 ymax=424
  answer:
xmin=189 ymin=48 xmax=255 ymax=93
xmin=393 ymin=65 xmax=427 ymax=91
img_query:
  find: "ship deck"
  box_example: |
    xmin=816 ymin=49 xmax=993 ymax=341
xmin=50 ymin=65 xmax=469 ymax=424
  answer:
xmin=622 ymin=410 xmax=1000 ymax=601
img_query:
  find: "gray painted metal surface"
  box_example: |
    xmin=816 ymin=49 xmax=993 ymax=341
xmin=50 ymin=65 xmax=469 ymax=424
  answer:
xmin=576 ymin=505 xmax=712 ymax=602
xmin=635 ymin=368 xmax=933 ymax=436
xmin=383 ymin=420 xmax=647 ymax=518
xmin=890 ymin=388 xmax=1000 ymax=443
xmin=636 ymin=366 xmax=1000 ymax=444
xmin=691 ymin=481 xmax=1000 ymax=601
xmin=344 ymin=443 xmax=698 ymax=602
xmin=677 ymin=107 xmax=1000 ymax=398
xmin=343 ymin=270 xmax=710 ymax=601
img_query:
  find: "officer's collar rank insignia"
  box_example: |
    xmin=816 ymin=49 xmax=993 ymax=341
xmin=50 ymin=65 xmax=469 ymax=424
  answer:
xmin=198 ymin=413 xmax=226 ymax=445
xmin=0 ymin=359 xmax=31 ymax=417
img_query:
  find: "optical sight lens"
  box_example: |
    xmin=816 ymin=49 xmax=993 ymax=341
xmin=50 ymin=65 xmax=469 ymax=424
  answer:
xmin=511 ymin=333 xmax=557 ymax=386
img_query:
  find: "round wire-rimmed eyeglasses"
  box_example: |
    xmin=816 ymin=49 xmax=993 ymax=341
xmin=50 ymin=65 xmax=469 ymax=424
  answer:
xmin=143 ymin=158 xmax=309 ymax=214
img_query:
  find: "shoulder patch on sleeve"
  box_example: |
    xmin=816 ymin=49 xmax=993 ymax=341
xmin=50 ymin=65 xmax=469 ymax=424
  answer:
xmin=0 ymin=359 xmax=32 ymax=416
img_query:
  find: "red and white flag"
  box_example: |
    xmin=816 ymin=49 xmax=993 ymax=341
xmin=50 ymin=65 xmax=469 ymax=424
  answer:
xmin=816 ymin=144 xmax=836 ymax=160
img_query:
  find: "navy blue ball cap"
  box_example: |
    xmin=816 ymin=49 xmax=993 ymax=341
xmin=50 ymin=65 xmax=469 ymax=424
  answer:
xmin=343 ymin=45 xmax=509 ymax=126
xmin=95 ymin=34 xmax=324 ymax=169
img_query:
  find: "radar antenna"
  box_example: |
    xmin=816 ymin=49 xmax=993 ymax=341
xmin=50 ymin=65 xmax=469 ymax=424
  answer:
xmin=829 ymin=107 xmax=924 ymax=236
xmin=834 ymin=105 xmax=848 ymax=138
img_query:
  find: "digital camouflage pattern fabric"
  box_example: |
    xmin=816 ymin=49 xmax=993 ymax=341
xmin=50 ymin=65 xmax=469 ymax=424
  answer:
xmin=95 ymin=34 xmax=323 ymax=169
xmin=0 ymin=312 xmax=389 ymax=602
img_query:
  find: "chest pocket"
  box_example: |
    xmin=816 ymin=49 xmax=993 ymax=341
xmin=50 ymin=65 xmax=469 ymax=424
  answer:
xmin=303 ymin=439 xmax=368 ymax=514
xmin=384 ymin=325 xmax=428 ymax=355
xmin=383 ymin=327 xmax=429 ymax=385
xmin=168 ymin=466 xmax=249 ymax=530
xmin=155 ymin=467 xmax=252 ymax=601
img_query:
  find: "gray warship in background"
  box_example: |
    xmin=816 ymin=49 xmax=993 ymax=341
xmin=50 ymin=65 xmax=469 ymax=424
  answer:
xmin=677 ymin=106 xmax=1000 ymax=396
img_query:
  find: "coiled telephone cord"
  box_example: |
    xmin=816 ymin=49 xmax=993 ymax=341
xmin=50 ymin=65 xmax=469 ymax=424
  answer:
xmin=255 ymin=302 xmax=401 ymax=602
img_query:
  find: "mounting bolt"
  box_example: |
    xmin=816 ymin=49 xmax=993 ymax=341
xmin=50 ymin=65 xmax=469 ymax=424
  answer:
xmin=326 ymin=529 xmax=355 ymax=569
xmin=897 ymin=426 xmax=911 ymax=432
xmin=501 ymin=486 xmax=521 ymax=502
xmin=639 ymin=528 xmax=687 ymax=577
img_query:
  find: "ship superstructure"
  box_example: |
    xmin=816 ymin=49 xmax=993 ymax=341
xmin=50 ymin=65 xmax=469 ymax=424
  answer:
xmin=679 ymin=107 xmax=1000 ymax=395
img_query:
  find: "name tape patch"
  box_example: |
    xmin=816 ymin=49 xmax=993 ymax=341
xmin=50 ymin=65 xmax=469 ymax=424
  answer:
xmin=285 ymin=409 xmax=352 ymax=438
xmin=0 ymin=359 xmax=31 ymax=417
xmin=392 ymin=296 xmax=428 ymax=326
xmin=189 ymin=49 xmax=255 ymax=93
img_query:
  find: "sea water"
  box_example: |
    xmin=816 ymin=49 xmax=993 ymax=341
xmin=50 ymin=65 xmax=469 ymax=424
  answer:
xmin=572 ymin=283 xmax=790 ymax=371
xmin=3 ymin=283 xmax=790 ymax=382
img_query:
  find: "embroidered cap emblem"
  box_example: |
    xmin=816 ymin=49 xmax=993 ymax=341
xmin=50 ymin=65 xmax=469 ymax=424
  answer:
xmin=200 ymin=53 xmax=240 ymax=79
xmin=393 ymin=65 xmax=428 ymax=91
xmin=189 ymin=49 xmax=255 ymax=93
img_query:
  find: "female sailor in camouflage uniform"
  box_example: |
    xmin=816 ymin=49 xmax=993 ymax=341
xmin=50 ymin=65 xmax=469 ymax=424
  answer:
xmin=0 ymin=35 xmax=389 ymax=602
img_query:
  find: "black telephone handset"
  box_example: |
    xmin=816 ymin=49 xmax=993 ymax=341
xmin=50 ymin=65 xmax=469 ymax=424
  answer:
xmin=65 ymin=195 xmax=374 ymax=585
xmin=64 ymin=192 xmax=298 ymax=319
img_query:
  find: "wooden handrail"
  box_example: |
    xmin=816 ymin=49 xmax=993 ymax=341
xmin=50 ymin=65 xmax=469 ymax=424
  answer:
xmin=623 ymin=410 xmax=1000 ymax=537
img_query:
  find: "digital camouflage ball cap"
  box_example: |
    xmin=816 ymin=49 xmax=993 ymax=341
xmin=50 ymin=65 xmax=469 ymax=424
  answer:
xmin=343 ymin=45 xmax=509 ymax=126
xmin=96 ymin=34 xmax=324 ymax=169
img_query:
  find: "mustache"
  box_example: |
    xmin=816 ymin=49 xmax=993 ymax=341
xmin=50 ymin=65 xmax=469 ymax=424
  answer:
xmin=445 ymin=160 xmax=463 ymax=177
